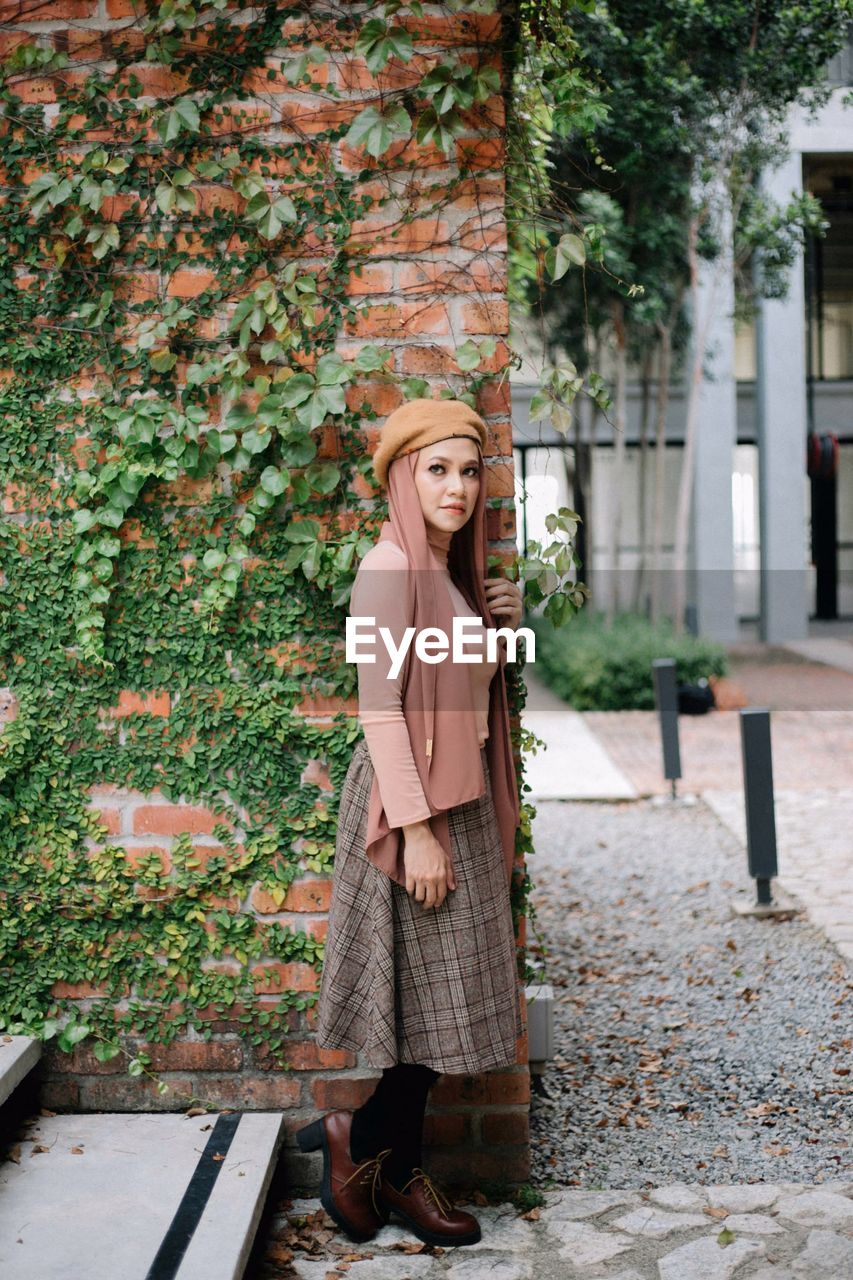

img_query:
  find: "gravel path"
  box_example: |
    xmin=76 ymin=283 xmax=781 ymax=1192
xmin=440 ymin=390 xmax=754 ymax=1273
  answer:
xmin=527 ymin=798 xmax=853 ymax=1191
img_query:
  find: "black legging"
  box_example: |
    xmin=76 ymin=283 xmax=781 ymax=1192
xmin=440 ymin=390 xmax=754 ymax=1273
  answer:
xmin=349 ymin=1062 xmax=441 ymax=1189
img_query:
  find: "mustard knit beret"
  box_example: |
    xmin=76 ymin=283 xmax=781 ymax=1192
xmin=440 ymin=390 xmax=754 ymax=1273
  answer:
xmin=372 ymin=398 xmax=488 ymax=488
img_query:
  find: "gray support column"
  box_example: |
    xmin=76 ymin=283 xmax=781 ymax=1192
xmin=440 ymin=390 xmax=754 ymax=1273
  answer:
xmin=691 ymin=198 xmax=739 ymax=643
xmin=754 ymin=152 xmax=810 ymax=642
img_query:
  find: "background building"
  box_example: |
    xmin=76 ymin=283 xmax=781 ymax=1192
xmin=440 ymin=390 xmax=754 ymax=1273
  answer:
xmin=512 ymin=32 xmax=853 ymax=643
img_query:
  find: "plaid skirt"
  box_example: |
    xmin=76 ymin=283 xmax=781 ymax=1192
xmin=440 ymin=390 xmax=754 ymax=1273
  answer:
xmin=314 ymin=737 xmax=524 ymax=1075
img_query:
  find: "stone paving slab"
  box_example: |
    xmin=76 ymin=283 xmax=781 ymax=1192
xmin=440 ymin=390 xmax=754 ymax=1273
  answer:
xmin=259 ymin=1182 xmax=853 ymax=1280
xmin=0 ymin=1112 xmax=284 ymax=1280
xmin=704 ymin=787 xmax=853 ymax=967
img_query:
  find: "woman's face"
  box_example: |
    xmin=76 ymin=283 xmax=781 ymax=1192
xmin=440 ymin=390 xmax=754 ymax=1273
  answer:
xmin=413 ymin=437 xmax=481 ymax=538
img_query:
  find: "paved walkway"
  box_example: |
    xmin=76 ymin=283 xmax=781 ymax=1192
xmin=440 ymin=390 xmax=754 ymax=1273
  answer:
xmin=521 ymin=655 xmax=853 ymax=969
xmin=250 ymin=650 xmax=853 ymax=1279
xmin=260 ymin=1182 xmax=853 ymax=1279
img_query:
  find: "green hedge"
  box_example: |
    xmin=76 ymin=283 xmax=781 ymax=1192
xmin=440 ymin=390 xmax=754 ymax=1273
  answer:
xmin=527 ymin=611 xmax=729 ymax=711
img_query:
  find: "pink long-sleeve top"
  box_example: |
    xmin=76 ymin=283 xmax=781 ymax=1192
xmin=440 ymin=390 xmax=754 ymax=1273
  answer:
xmin=349 ymin=533 xmax=501 ymax=830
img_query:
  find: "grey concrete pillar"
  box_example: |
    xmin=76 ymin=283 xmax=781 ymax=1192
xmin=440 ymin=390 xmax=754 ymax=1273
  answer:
xmin=754 ymin=152 xmax=810 ymax=642
xmin=690 ymin=197 xmax=739 ymax=643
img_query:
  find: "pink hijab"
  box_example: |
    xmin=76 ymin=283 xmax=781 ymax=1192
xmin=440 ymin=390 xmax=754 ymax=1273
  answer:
xmin=361 ymin=448 xmax=520 ymax=887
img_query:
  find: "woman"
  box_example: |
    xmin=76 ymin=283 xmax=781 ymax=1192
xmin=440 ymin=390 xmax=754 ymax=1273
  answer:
xmin=296 ymin=398 xmax=524 ymax=1249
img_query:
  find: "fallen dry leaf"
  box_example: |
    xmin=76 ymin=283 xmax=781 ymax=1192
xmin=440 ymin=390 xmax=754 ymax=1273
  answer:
xmin=522 ymin=1207 xmax=541 ymax=1221
xmin=746 ymin=1102 xmax=779 ymax=1117
xmin=70 ymin=1146 xmax=84 ymax=1155
xmin=264 ymin=1243 xmax=294 ymax=1266
xmin=704 ymin=1206 xmax=729 ymax=1219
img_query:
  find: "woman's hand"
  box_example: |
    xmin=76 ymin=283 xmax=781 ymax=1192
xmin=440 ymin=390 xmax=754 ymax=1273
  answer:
xmin=402 ymin=821 xmax=456 ymax=909
xmin=483 ymin=576 xmax=523 ymax=631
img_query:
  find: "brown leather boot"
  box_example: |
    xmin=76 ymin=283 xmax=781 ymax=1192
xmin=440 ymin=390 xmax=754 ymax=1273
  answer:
xmin=295 ymin=1111 xmax=391 ymax=1243
xmin=378 ymin=1166 xmax=482 ymax=1246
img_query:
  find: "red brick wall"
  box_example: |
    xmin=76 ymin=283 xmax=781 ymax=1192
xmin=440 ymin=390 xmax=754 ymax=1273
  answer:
xmin=6 ymin=0 xmax=529 ymax=1190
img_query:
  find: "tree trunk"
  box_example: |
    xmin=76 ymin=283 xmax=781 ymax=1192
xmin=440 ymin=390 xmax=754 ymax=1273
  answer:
xmin=673 ymin=215 xmax=703 ymax=635
xmin=632 ymin=345 xmax=654 ymax=612
xmin=607 ymin=300 xmax=628 ymax=624
xmin=651 ymin=315 xmax=674 ymax=624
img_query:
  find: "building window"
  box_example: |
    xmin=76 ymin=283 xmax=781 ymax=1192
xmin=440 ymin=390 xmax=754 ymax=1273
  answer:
xmin=804 ymin=157 xmax=853 ymax=381
xmin=825 ymin=26 xmax=853 ymax=87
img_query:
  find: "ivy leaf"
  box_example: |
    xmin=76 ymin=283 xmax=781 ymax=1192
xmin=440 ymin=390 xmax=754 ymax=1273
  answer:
xmin=91 ymin=1039 xmax=121 ymax=1059
xmin=283 ymin=519 xmax=320 ymax=544
xmin=84 ymin=223 xmax=121 ymax=261
xmin=157 ymin=96 xmax=200 ymax=143
xmin=345 ymin=104 xmax=411 ymax=159
xmin=353 ymin=345 xmax=392 ymax=373
xmin=355 ymin=19 xmax=414 ymax=73
xmin=282 ymin=433 xmax=317 ymax=466
xmin=545 ymin=233 xmax=586 ymax=281
xmin=401 ymin=377 xmax=430 ymax=399
xmin=278 ymin=373 xmax=314 ymax=408
xmin=418 ymin=65 xmax=474 ymax=114
xmin=72 ymin=508 xmax=98 ymax=534
xmin=149 ymin=348 xmax=177 ymax=372
xmin=245 ymin=192 xmax=298 ymax=240
xmin=335 ymin=542 xmax=357 ymax=572
xmin=252 ymin=487 xmax=276 ymax=511
xmin=315 ymin=353 xmax=350 ymax=387
xmin=294 ymin=395 xmax=327 ymax=431
xmin=414 ymin=107 xmax=465 ymax=152
xmin=472 ymin=65 xmax=501 ymax=101
xmin=241 ymin=426 xmax=271 ymax=455
xmin=301 ymin=540 xmax=322 ymax=581
xmin=58 ymin=1022 xmax=91 ymax=1051
xmin=305 ymin=461 xmax=340 ymax=495
xmin=202 ymin=549 xmax=227 ymax=571
xmin=155 ymin=173 xmax=198 ymax=215
xmin=259 ymin=465 xmax=288 ymax=496
xmin=206 ymin=429 xmax=237 ymax=455
xmin=315 ymin=384 xmax=346 ymax=417
xmin=98 ymin=506 xmax=127 ymax=529
xmin=455 ymin=340 xmax=483 ymax=372
xmin=528 ymin=390 xmax=551 ymax=422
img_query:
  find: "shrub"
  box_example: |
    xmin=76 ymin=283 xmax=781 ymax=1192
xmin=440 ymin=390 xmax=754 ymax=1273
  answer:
xmin=527 ymin=611 xmax=729 ymax=711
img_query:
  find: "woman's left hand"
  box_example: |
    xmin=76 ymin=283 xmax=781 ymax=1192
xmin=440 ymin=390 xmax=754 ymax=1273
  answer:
xmin=483 ymin=576 xmax=523 ymax=631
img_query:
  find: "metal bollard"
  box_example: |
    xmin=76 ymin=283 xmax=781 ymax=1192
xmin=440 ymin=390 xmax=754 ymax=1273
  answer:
xmin=739 ymin=708 xmax=779 ymax=907
xmin=652 ymin=658 xmax=682 ymax=798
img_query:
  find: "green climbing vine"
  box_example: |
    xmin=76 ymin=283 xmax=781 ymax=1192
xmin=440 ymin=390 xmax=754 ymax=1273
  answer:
xmin=0 ymin=0 xmax=593 ymax=1097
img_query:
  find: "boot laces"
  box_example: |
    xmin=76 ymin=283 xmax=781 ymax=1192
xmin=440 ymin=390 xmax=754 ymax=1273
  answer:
xmin=340 ymin=1146 xmax=392 ymax=1218
xmin=401 ymin=1167 xmax=454 ymax=1217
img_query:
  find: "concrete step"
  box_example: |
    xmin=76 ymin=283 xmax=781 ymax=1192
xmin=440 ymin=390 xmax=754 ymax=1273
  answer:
xmin=0 ymin=1110 xmax=285 ymax=1280
xmin=0 ymin=1036 xmax=41 ymax=1108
